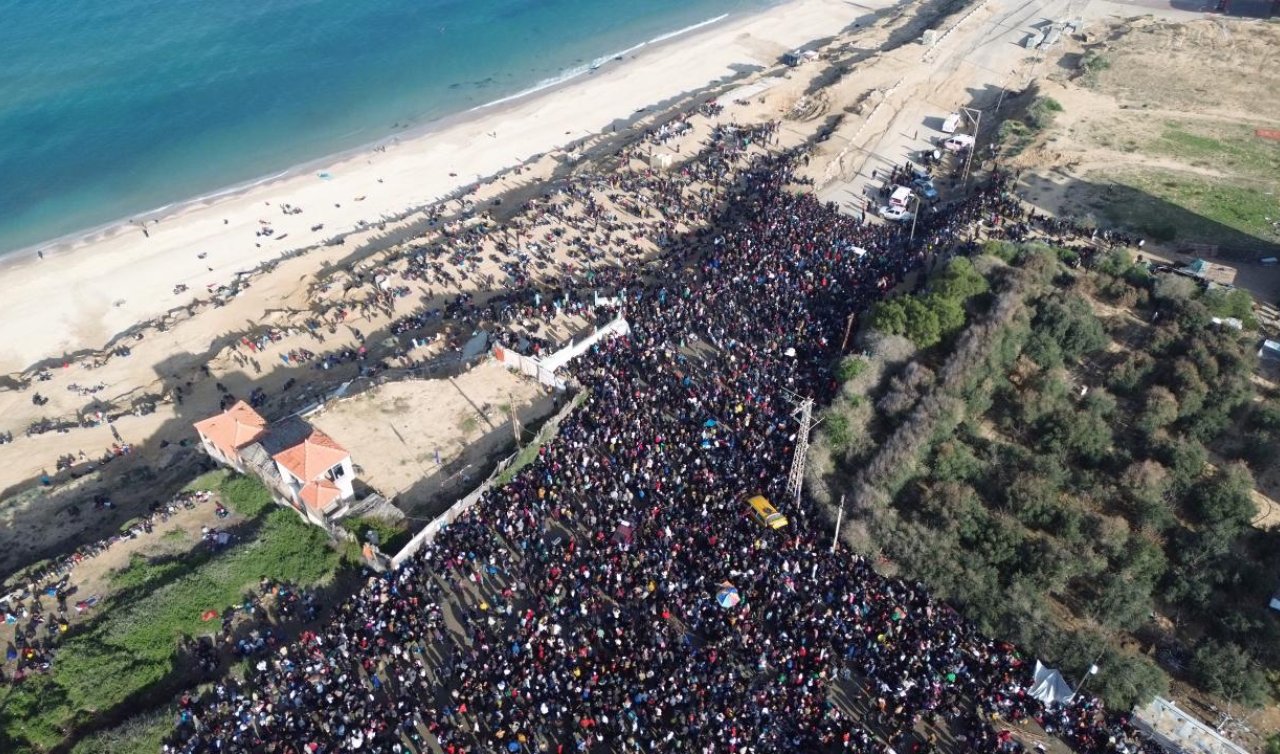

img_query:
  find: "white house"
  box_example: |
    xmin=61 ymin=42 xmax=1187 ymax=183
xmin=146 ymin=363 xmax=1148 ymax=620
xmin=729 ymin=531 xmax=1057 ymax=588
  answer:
xmin=193 ymin=404 xmax=356 ymax=526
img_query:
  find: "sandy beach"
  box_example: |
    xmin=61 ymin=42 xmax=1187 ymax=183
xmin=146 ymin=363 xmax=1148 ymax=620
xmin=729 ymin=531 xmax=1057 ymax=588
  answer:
xmin=0 ymin=0 xmax=867 ymax=375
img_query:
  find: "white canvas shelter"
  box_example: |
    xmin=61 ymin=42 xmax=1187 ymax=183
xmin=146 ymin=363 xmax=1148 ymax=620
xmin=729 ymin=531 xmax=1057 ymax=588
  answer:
xmin=1028 ymin=661 xmax=1074 ymax=704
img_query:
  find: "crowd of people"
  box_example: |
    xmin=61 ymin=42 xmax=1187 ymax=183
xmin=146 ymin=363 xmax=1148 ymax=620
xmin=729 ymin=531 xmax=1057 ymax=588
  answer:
xmin=162 ymin=127 xmax=1162 ymax=754
xmin=0 ymin=489 xmax=218 ymax=684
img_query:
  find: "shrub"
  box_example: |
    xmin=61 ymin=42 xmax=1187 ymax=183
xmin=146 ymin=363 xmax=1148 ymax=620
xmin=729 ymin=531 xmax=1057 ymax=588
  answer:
xmin=823 ymin=411 xmax=853 ymax=451
xmin=1202 ymin=288 xmax=1257 ymax=328
xmin=340 ymin=516 xmax=409 ymax=551
xmin=1190 ymin=640 xmax=1269 ymax=707
xmin=835 ymin=355 xmax=869 ymax=383
xmin=218 ymin=474 xmax=273 ymax=516
xmin=1026 ymin=97 xmax=1064 ymax=130
xmin=1153 ymin=275 xmax=1197 ymax=303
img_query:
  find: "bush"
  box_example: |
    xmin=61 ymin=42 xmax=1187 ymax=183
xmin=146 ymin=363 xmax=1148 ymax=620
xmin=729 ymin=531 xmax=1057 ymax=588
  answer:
xmin=4 ymin=509 xmax=342 ymax=750
xmin=870 ymin=259 xmax=992 ymax=347
xmin=835 ymin=355 xmax=869 ymax=383
xmin=1190 ymin=640 xmax=1269 ymax=707
xmin=998 ymin=120 xmax=1034 ymax=155
xmin=1153 ymin=275 xmax=1198 ymax=303
xmin=1202 ymin=288 xmax=1257 ymax=328
xmin=218 ymin=474 xmax=273 ymax=516
xmin=1026 ymin=97 xmax=1064 ymax=131
xmin=340 ymin=515 xmax=409 ymax=552
xmin=983 ymin=240 xmax=1022 ymax=263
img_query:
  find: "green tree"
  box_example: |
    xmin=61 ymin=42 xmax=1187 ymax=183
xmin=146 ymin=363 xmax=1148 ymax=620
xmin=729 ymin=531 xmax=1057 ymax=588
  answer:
xmin=1189 ymin=462 xmax=1256 ymax=530
xmin=1032 ymin=293 xmax=1107 ymax=363
xmin=933 ymin=257 xmax=990 ymax=300
xmin=1136 ymin=385 xmax=1179 ymax=435
xmin=1086 ymin=572 xmax=1153 ymax=631
xmin=1120 ymin=460 xmax=1173 ymax=529
xmin=1190 ymin=640 xmax=1269 ymax=707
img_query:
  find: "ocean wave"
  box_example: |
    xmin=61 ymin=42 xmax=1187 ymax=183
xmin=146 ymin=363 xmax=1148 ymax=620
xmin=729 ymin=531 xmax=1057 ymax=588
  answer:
xmin=468 ymin=12 xmax=731 ymax=113
xmin=647 ymin=13 xmax=729 ymax=45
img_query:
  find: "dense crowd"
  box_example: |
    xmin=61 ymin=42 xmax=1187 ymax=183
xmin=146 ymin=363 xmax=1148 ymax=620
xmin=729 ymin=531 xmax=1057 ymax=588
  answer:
xmin=161 ymin=128 xmax=1162 ymax=754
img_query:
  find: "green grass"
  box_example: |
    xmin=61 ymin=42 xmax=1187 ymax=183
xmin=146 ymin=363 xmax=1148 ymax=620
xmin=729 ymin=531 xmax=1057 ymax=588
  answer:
xmin=1148 ymin=122 xmax=1280 ymax=182
xmin=216 ymin=474 xmax=274 ymax=516
xmin=835 ymin=355 xmax=869 ymax=383
xmin=0 ymin=474 xmax=341 ymax=752
xmin=340 ymin=515 xmax=409 ymax=552
xmin=182 ymin=468 xmax=229 ymax=493
xmin=67 ymin=704 xmax=176 ymax=754
xmin=1098 ymin=171 xmax=1280 ymax=250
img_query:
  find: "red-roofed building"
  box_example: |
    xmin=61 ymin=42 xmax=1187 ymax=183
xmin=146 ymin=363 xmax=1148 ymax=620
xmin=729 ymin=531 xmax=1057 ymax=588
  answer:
xmin=193 ymin=401 xmax=267 ymax=472
xmin=193 ymin=407 xmax=357 ymax=526
xmin=298 ymin=479 xmax=343 ymax=515
xmin=271 ymin=428 xmax=355 ymax=522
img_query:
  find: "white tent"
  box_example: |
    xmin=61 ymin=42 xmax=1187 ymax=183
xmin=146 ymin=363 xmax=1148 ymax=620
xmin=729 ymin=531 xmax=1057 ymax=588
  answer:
xmin=1028 ymin=661 xmax=1074 ymax=704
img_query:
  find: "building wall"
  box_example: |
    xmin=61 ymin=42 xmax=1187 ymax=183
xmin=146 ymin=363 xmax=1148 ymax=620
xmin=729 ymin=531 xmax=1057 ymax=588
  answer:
xmin=330 ymin=457 xmax=355 ymax=499
xmin=198 ymin=434 xmax=244 ymax=473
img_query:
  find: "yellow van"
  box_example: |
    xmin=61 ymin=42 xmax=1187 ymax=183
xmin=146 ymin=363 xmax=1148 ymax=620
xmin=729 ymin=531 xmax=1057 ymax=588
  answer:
xmin=747 ymin=495 xmax=789 ymax=530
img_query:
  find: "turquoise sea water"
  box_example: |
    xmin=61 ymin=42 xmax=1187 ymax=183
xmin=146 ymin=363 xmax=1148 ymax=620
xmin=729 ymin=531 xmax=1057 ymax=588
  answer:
xmin=0 ymin=0 xmax=770 ymax=256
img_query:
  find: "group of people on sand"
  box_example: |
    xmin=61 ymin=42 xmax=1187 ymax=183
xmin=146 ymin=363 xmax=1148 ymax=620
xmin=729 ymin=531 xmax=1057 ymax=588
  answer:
xmin=160 ymin=123 xmax=1158 ymax=754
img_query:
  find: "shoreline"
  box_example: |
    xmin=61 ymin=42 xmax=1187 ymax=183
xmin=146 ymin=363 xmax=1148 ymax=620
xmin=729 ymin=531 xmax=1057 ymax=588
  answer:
xmin=0 ymin=0 xmax=863 ymax=373
xmin=0 ymin=9 xmax=742 ymax=269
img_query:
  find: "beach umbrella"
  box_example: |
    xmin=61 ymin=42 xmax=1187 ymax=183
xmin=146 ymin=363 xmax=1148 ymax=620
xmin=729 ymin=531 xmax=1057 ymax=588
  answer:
xmin=716 ymin=583 xmax=741 ymax=609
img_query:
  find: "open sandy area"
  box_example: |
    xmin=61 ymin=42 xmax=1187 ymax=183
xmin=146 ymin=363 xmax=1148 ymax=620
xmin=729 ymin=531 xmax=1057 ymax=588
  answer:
xmin=0 ymin=0 xmax=874 ymax=375
xmin=308 ymin=362 xmax=555 ymax=515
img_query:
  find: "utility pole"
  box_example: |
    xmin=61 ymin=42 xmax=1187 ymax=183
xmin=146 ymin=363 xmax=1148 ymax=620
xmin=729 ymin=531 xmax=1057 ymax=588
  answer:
xmin=840 ymin=313 xmax=855 ymax=353
xmin=786 ymin=395 xmax=817 ymax=511
xmin=960 ymin=106 xmax=982 ymax=185
xmin=1069 ymin=653 xmax=1104 ymax=702
xmin=509 ymin=393 xmax=521 ymax=447
xmin=831 ymin=494 xmax=845 ymax=553
xmin=909 ymin=193 xmax=921 ymax=244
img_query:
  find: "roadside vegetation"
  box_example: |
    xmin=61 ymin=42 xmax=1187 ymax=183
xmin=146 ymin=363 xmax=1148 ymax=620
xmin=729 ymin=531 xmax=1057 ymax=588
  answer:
xmin=996 ymin=94 xmax=1063 ymax=157
xmin=816 ymin=244 xmax=1280 ymax=713
xmin=1047 ymin=19 xmax=1280 ymax=255
xmin=0 ymin=472 xmax=342 ymax=753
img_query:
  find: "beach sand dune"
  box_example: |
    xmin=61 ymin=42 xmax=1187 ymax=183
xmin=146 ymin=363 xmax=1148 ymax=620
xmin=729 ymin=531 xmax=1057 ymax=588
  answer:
xmin=0 ymin=0 xmax=868 ymax=375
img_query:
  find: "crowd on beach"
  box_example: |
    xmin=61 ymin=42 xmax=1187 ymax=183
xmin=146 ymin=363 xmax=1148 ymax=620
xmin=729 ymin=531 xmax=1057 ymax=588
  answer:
xmin=0 ymin=489 xmax=218 ymax=683
xmin=159 ymin=128 xmax=1160 ymax=754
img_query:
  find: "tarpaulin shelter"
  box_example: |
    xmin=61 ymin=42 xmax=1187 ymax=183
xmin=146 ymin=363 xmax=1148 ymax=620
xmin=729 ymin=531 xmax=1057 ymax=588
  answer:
xmin=1028 ymin=661 xmax=1074 ymax=704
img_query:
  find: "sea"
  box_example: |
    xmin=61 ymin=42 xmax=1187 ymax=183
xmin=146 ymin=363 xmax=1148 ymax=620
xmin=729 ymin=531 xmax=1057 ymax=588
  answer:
xmin=0 ymin=0 xmax=773 ymax=257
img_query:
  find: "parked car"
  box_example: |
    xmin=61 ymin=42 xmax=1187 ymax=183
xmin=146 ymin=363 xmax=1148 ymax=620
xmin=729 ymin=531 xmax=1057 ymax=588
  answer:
xmin=878 ymin=205 xmax=915 ymax=222
xmin=911 ymin=177 xmax=939 ymax=201
xmin=943 ymin=133 xmax=975 ymax=151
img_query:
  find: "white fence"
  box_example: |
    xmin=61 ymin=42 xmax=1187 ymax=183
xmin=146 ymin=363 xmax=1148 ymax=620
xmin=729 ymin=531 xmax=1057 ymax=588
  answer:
xmin=540 ymin=316 xmax=630 ymax=371
xmin=492 ymin=315 xmax=631 ymax=388
xmin=389 ymin=474 xmax=494 ymax=569
xmin=389 ymin=392 xmax=585 ymax=569
xmin=492 ymin=347 xmax=564 ymax=389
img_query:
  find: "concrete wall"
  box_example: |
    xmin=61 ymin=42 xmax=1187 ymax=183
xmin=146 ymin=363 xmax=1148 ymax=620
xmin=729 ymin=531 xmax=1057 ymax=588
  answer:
xmin=492 ymin=315 xmax=630 ymax=389
xmin=390 ymin=393 xmax=583 ymax=569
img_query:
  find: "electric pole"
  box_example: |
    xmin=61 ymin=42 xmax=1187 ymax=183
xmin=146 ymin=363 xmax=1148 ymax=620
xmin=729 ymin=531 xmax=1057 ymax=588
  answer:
xmin=831 ymin=494 xmax=845 ymax=553
xmin=841 ymin=313 xmax=855 ymax=353
xmin=787 ymin=395 xmax=817 ymax=511
xmin=509 ymin=393 xmax=521 ymax=447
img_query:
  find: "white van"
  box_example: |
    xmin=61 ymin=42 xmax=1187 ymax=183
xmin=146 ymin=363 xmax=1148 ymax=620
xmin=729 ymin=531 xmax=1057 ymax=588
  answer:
xmin=941 ymin=112 xmax=961 ymax=134
xmin=889 ymin=185 xmax=913 ymax=208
